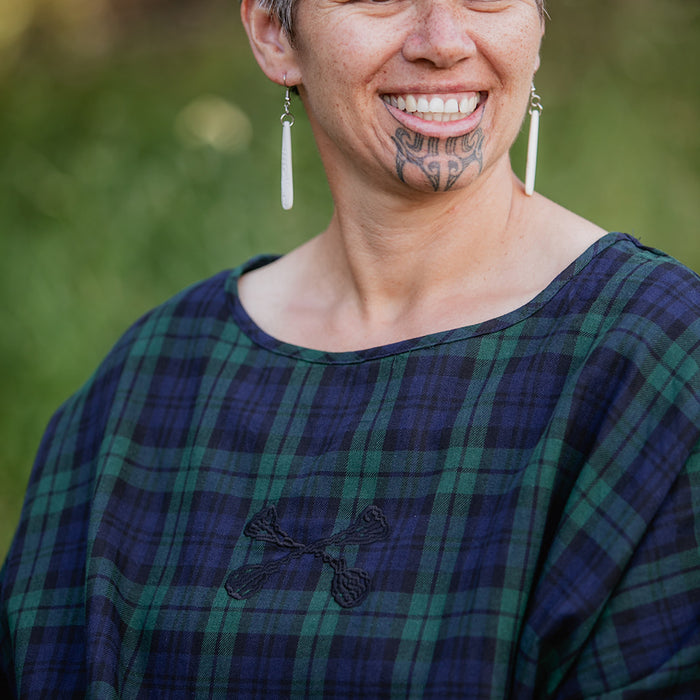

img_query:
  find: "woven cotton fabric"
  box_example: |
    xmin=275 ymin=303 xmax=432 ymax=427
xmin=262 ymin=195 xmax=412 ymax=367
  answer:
xmin=2 ymin=233 xmax=700 ymax=698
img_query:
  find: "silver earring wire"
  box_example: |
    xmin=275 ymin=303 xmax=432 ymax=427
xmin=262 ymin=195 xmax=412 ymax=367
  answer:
xmin=280 ymin=76 xmax=295 ymax=210
xmin=525 ymin=83 xmax=542 ymax=196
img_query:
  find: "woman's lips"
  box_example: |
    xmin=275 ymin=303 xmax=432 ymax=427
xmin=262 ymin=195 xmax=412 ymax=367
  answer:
xmin=381 ymin=91 xmax=486 ymax=137
xmin=381 ymin=92 xmax=482 ymax=122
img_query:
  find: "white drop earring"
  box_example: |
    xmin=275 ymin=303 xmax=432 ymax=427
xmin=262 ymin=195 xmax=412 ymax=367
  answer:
xmin=280 ymin=77 xmax=295 ymax=210
xmin=525 ymin=83 xmax=543 ymax=197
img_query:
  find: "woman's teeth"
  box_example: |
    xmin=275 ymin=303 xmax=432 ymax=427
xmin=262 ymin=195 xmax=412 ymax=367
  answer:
xmin=382 ymin=93 xmax=480 ymax=122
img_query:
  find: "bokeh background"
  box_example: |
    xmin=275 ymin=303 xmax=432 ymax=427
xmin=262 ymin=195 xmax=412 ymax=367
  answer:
xmin=1 ymin=0 xmax=699 ymax=560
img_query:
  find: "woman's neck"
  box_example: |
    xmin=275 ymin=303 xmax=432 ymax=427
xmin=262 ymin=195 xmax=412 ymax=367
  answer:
xmin=237 ymin=162 xmax=605 ymax=352
xmin=315 ymin=159 xmax=521 ymax=317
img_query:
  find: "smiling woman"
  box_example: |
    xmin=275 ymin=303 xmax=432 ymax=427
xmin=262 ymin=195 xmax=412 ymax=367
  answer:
xmin=2 ymin=0 xmax=700 ymax=698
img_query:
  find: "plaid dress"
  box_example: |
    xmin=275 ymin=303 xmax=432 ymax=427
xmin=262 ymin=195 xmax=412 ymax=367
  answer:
xmin=2 ymin=233 xmax=699 ymax=698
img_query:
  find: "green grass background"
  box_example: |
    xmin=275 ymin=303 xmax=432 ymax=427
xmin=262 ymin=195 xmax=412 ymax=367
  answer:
xmin=1 ymin=0 xmax=699 ymax=561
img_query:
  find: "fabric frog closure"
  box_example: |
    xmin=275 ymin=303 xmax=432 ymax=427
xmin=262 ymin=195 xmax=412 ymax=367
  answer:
xmin=225 ymin=505 xmax=390 ymax=608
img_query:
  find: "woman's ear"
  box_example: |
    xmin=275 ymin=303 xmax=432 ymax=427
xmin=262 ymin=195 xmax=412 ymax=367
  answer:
xmin=240 ymin=0 xmax=301 ymax=86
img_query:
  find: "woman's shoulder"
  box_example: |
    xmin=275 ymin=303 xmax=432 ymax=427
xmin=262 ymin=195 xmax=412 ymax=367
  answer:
xmin=536 ymin=195 xmax=699 ymax=314
xmin=45 ymin=268 xmax=242 ymax=438
xmin=14 ymin=266 xmax=248 ymax=510
xmin=103 ymin=266 xmax=247 ymax=368
xmin=589 ymin=232 xmax=700 ymax=314
xmin=117 ymin=268 xmax=236 ymax=348
xmin=558 ymin=233 xmax=700 ymax=386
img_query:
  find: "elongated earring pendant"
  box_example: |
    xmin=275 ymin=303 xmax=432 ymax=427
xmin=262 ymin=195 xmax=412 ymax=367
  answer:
xmin=280 ymin=82 xmax=295 ymax=210
xmin=525 ymin=83 xmax=542 ymax=197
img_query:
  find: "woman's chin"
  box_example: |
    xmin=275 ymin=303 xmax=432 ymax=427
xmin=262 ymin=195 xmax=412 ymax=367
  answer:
xmin=388 ymin=126 xmax=486 ymax=194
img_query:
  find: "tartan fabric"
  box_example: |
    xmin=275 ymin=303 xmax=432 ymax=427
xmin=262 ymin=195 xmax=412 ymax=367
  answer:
xmin=2 ymin=232 xmax=700 ymax=698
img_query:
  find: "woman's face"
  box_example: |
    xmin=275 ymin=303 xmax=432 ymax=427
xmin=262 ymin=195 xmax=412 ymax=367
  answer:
xmin=288 ymin=0 xmax=544 ymax=195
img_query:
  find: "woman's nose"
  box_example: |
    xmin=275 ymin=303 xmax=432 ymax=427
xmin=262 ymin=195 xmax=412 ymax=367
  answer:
xmin=402 ymin=0 xmax=477 ymax=68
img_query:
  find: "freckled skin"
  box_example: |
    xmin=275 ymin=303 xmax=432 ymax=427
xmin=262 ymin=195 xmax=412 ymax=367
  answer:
xmin=281 ymin=0 xmax=544 ymax=197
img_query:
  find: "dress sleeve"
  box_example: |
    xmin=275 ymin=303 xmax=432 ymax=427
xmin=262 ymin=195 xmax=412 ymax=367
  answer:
xmin=547 ymin=443 xmax=700 ymax=699
xmin=0 ymin=392 xmax=95 ymax=696
xmin=0 ymin=342 xmax=125 ymax=697
xmin=575 ymin=444 xmax=700 ymax=698
xmin=0 ymin=579 xmax=15 ymax=698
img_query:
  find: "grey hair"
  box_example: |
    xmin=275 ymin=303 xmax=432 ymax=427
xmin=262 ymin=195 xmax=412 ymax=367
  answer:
xmin=257 ymin=0 xmax=297 ymax=40
xmin=257 ymin=0 xmax=546 ymax=41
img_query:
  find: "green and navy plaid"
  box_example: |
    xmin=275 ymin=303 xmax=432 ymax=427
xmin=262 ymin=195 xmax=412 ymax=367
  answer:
xmin=2 ymin=233 xmax=700 ymax=698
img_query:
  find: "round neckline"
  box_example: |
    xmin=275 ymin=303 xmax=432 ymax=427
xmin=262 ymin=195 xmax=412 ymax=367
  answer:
xmin=226 ymin=232 xmax=631 ymax=365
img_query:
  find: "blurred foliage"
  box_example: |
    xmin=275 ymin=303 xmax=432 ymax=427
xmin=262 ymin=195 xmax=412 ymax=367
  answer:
xmin=0 ymin=0 xmax=229 ymax=70
xmin=1 ymin=0 xmax=699 ymax=560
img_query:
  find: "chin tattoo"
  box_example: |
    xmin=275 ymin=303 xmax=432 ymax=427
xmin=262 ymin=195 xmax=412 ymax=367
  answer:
xmin=391 ymin=127 xmax=484 ymax=192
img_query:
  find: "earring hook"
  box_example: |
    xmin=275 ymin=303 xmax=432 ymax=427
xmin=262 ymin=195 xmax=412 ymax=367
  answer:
xmin=281 ymin=73 xmax=294 ymax=126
